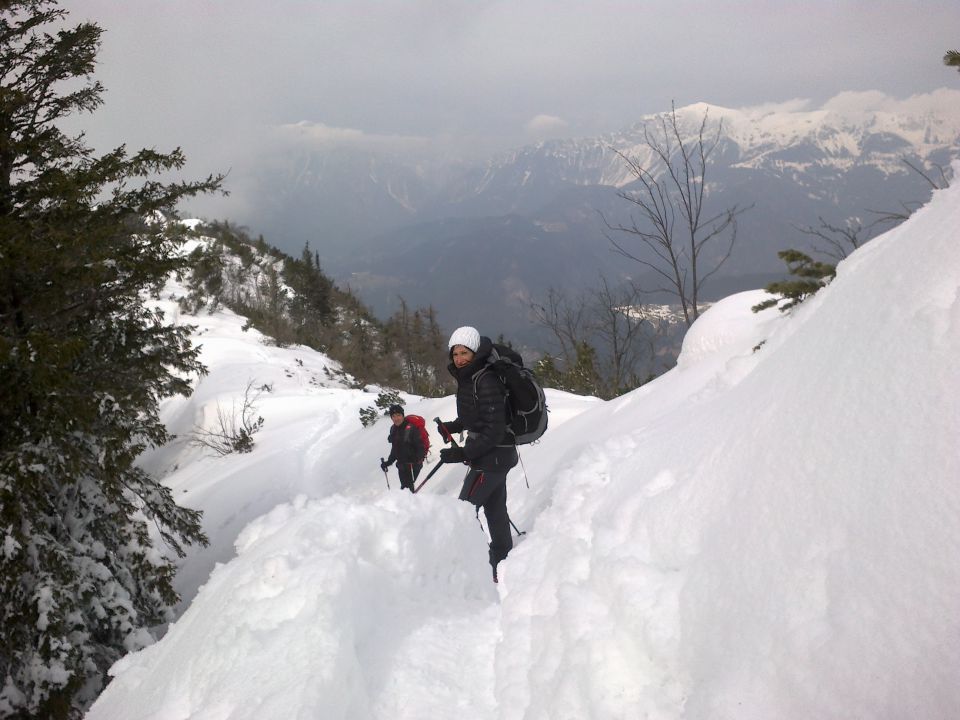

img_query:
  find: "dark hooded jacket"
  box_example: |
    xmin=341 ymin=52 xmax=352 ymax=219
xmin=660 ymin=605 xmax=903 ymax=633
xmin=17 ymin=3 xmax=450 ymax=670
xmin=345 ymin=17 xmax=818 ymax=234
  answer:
xmin=386 ymin=419 xmax=425 ymax=465
xmin=445 ymin=336 xmax=518 ymax=472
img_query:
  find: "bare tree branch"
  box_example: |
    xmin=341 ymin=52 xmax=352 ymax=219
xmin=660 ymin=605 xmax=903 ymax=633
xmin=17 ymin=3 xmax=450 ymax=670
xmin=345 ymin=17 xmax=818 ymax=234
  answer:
xmin=598 ymin=102 xmax=750 ymax=326
xmin=901 ymin=158 xmax=947 ymax=192
xmin=190 ymin=379 xmax=266 ymax=455
xmin=792 ymin=216 xmax=870 ymax=261
xmin=531 ymin=276 xmax=667 ymax=398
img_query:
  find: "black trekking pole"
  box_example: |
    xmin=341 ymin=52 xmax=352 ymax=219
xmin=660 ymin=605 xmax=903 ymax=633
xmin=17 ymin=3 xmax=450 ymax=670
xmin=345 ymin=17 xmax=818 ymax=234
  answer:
xmin=413 ymin=418 xmax=459 ymax=494
xmin=508 ymin=517 xmax=526 ymax=537
xmin=380 ymin=457 xmax=390 ymax=490
xmin=413 ymin=459 xmax=445 ymax=493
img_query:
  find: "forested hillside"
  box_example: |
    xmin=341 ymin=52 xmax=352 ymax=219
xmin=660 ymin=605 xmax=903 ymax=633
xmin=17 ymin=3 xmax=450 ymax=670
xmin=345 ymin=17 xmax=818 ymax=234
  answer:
xmin=179 ymin=220 xmax=453 ymax=398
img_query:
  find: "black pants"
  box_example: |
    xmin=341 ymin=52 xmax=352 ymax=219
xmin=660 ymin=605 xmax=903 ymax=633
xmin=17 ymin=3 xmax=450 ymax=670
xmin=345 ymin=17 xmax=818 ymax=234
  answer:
xmin=396 ymin=462 xmax=422 ymax=492
xmin=459 ymin=468 xmax=512 ymax=569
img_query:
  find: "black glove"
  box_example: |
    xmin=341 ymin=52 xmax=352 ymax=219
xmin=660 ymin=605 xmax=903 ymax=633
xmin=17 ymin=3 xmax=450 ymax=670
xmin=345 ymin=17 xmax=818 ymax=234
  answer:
xmin=436 ymin=419 xmax=453 ymax=444
xmin=440 ymin=446 xmax=465 ymax=464
xmin=380 ymin=460 xmax=390 ymax=472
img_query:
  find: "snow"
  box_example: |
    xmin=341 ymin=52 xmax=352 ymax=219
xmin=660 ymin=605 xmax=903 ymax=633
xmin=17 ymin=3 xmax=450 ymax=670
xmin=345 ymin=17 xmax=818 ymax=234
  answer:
xmin=682 ymin=89 xmax=960 ymax=159
xmin=595 ymin=89 xmax=960 ymax=185
xmin=86 ymin=170 xmax=960 ymax=719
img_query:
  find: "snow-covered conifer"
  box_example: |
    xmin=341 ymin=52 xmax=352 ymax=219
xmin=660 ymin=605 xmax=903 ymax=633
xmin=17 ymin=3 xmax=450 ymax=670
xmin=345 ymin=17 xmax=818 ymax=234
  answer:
xmin=0 ymin=1 xmax=220 ymax=716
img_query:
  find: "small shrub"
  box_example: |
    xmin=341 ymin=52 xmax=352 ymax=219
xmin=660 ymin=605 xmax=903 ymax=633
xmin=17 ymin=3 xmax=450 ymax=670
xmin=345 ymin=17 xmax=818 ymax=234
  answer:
xmin=374 ymin=389 xmax=403 ymax=413
xmin=359 ymin=406 xmax=379 ymax=427
xmin=190 ymin=380 xmax=265 ymax=455
xmin=753 ymin=249 xmax=836 ymax=313
xmin=359 ymin=389 xmax=404 ymax=428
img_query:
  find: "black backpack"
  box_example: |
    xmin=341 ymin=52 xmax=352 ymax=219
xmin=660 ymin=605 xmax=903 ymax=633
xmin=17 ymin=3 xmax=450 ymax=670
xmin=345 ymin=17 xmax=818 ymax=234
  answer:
xmin=476 ymin=344 xmax=548 ymax=445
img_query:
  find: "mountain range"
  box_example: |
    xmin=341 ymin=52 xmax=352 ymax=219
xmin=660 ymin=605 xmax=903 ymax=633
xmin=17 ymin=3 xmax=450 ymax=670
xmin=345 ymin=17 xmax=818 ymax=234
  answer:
xmin=241 ymin=90 xmax=960 ymax=340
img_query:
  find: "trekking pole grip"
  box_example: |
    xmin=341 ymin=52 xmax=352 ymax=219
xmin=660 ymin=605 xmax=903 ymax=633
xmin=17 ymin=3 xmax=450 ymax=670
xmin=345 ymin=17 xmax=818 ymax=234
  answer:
xmin=380 ymin=457 xmax=390 ymax=490
xmin=434 ymin=417 xmax=458 ymax=447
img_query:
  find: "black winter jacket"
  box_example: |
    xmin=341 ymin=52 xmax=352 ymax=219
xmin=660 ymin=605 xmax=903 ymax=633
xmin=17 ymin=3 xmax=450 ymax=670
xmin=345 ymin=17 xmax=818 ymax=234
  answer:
xmin=445 ymin=336 xmax=518 ymax=472
xmin=386 ymin=419 xmax=425 ymax=465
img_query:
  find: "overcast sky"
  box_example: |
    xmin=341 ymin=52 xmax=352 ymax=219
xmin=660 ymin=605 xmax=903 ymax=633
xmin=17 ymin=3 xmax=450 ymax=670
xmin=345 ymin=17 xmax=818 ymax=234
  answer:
xmin=59 ymin=0 xmax=960 ymax=220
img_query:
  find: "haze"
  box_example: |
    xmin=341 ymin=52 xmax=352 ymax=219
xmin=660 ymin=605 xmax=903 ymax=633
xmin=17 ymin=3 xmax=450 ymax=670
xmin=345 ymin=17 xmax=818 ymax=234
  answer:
xmin=60 ymin=0 xmax=960 ymax=226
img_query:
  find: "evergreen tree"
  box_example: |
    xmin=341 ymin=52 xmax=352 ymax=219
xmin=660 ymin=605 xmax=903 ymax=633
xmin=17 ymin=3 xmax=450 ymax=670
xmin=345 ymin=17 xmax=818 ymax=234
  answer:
xmin=0 ymin=2 xmax=221 ymax=716
xmin=384 ymin=298 xmax=449 ymax=396
xmin=533 ymin=354 xmax=564 ymax=391
xmin=567 ymin=341 xmax=603 ymax=396
xmin=752 ymin=249 xmax=836 ymax=313
xmin=945 ymin=50 xmax=960 ymax=72
xmin=286 ymin=242 xmax=332 ymax=344
xmin=253 ymin=262 xmax=289 ymax=343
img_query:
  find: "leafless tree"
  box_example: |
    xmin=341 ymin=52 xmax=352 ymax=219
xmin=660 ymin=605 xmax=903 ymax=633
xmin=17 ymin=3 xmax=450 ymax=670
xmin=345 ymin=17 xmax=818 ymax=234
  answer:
xmin=800 ymin=159 xmax=953 ymax=259
xmin=602 ymin=103 xmax=750 ymax=327
xmin=190 ymin=379 xmax=267 ymax=455
xmin=529 ymin=286 xmax=588 ymax=372
xmin=590 ymin=276 xmax=662 ymax=394
xmin=793 ymin=216 xmax=870 ymax=261
xmin=866 ymin=158 xmax=951 ymax=228
xmin=531 ymin=276 xmax=666 ymax=398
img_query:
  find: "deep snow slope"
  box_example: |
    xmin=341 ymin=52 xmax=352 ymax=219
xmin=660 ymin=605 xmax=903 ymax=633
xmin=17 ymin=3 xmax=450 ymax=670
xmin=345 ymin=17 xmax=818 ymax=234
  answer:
xmin=494 ymin=170 xmax=960 ymax=719
xmin=87 ymin=170 xmax=959 ymax=719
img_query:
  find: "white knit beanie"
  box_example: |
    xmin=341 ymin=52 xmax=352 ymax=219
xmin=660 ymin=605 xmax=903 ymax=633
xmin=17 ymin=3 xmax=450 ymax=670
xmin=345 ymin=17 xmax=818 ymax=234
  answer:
xmin=448 ymin=326 xmax=480 ymax=352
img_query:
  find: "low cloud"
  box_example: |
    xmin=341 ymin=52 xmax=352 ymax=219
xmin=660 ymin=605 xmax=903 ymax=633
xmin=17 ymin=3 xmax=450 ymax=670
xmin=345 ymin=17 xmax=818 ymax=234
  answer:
xmin=738 ymin=98 xmax=812 ymax=117
xmin=821 ymin=90 xmax=896 ymax=114
xmin=525 ymin=114 xmax=569 ymax=136
xmin=274 ymin=121 xmax=430 ymax=153
xmin=821 ymin=88 xmax=960 ymax=116
xmin=735 ymin=89 xmax=960 ymax=121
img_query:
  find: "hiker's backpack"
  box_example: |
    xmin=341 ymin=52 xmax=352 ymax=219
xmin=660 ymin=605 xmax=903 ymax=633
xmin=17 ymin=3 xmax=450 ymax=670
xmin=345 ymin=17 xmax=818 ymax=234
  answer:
xmin=405 ymin=415 xmax=430 ymax=460
xmin=479 ymin=344 xmax=548 ymax=445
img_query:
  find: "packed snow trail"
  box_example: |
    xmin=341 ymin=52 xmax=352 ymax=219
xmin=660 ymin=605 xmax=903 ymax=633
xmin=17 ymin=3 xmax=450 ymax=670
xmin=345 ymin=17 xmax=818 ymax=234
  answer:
xmin=88 ymin=493 xmax=504 ymax=719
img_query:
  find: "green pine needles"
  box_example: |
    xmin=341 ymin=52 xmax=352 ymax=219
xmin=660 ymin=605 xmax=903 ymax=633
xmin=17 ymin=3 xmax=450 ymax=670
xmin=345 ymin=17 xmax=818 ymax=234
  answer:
xmin=0 ymin=1 xmax=222 ymax=717
xmin=752 ymin=249 xmax=837 ymax=313
xmin=945 ymin=49 xmax=960 ymax=72
xmin=359 ymin=390 xmax=404 ymax=428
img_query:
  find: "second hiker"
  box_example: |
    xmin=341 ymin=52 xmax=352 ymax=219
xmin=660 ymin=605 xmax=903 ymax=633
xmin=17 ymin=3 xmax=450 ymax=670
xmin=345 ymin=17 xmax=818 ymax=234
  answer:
xmin=437 ymin=326 xmax=518 ymax=583
xmin=381 ymin=404 xmax=426 ymax=492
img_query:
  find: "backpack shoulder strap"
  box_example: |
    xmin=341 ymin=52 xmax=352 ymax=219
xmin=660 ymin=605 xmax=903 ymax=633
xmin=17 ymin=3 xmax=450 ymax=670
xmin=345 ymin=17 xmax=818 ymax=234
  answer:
xmin=472 ymin=364 xmax=506 ymax=397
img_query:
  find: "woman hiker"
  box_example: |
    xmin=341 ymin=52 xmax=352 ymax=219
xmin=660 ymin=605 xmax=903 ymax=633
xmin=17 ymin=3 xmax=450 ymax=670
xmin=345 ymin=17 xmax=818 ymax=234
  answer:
xmin=437 ymin=326 xmax=518 ymax=583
